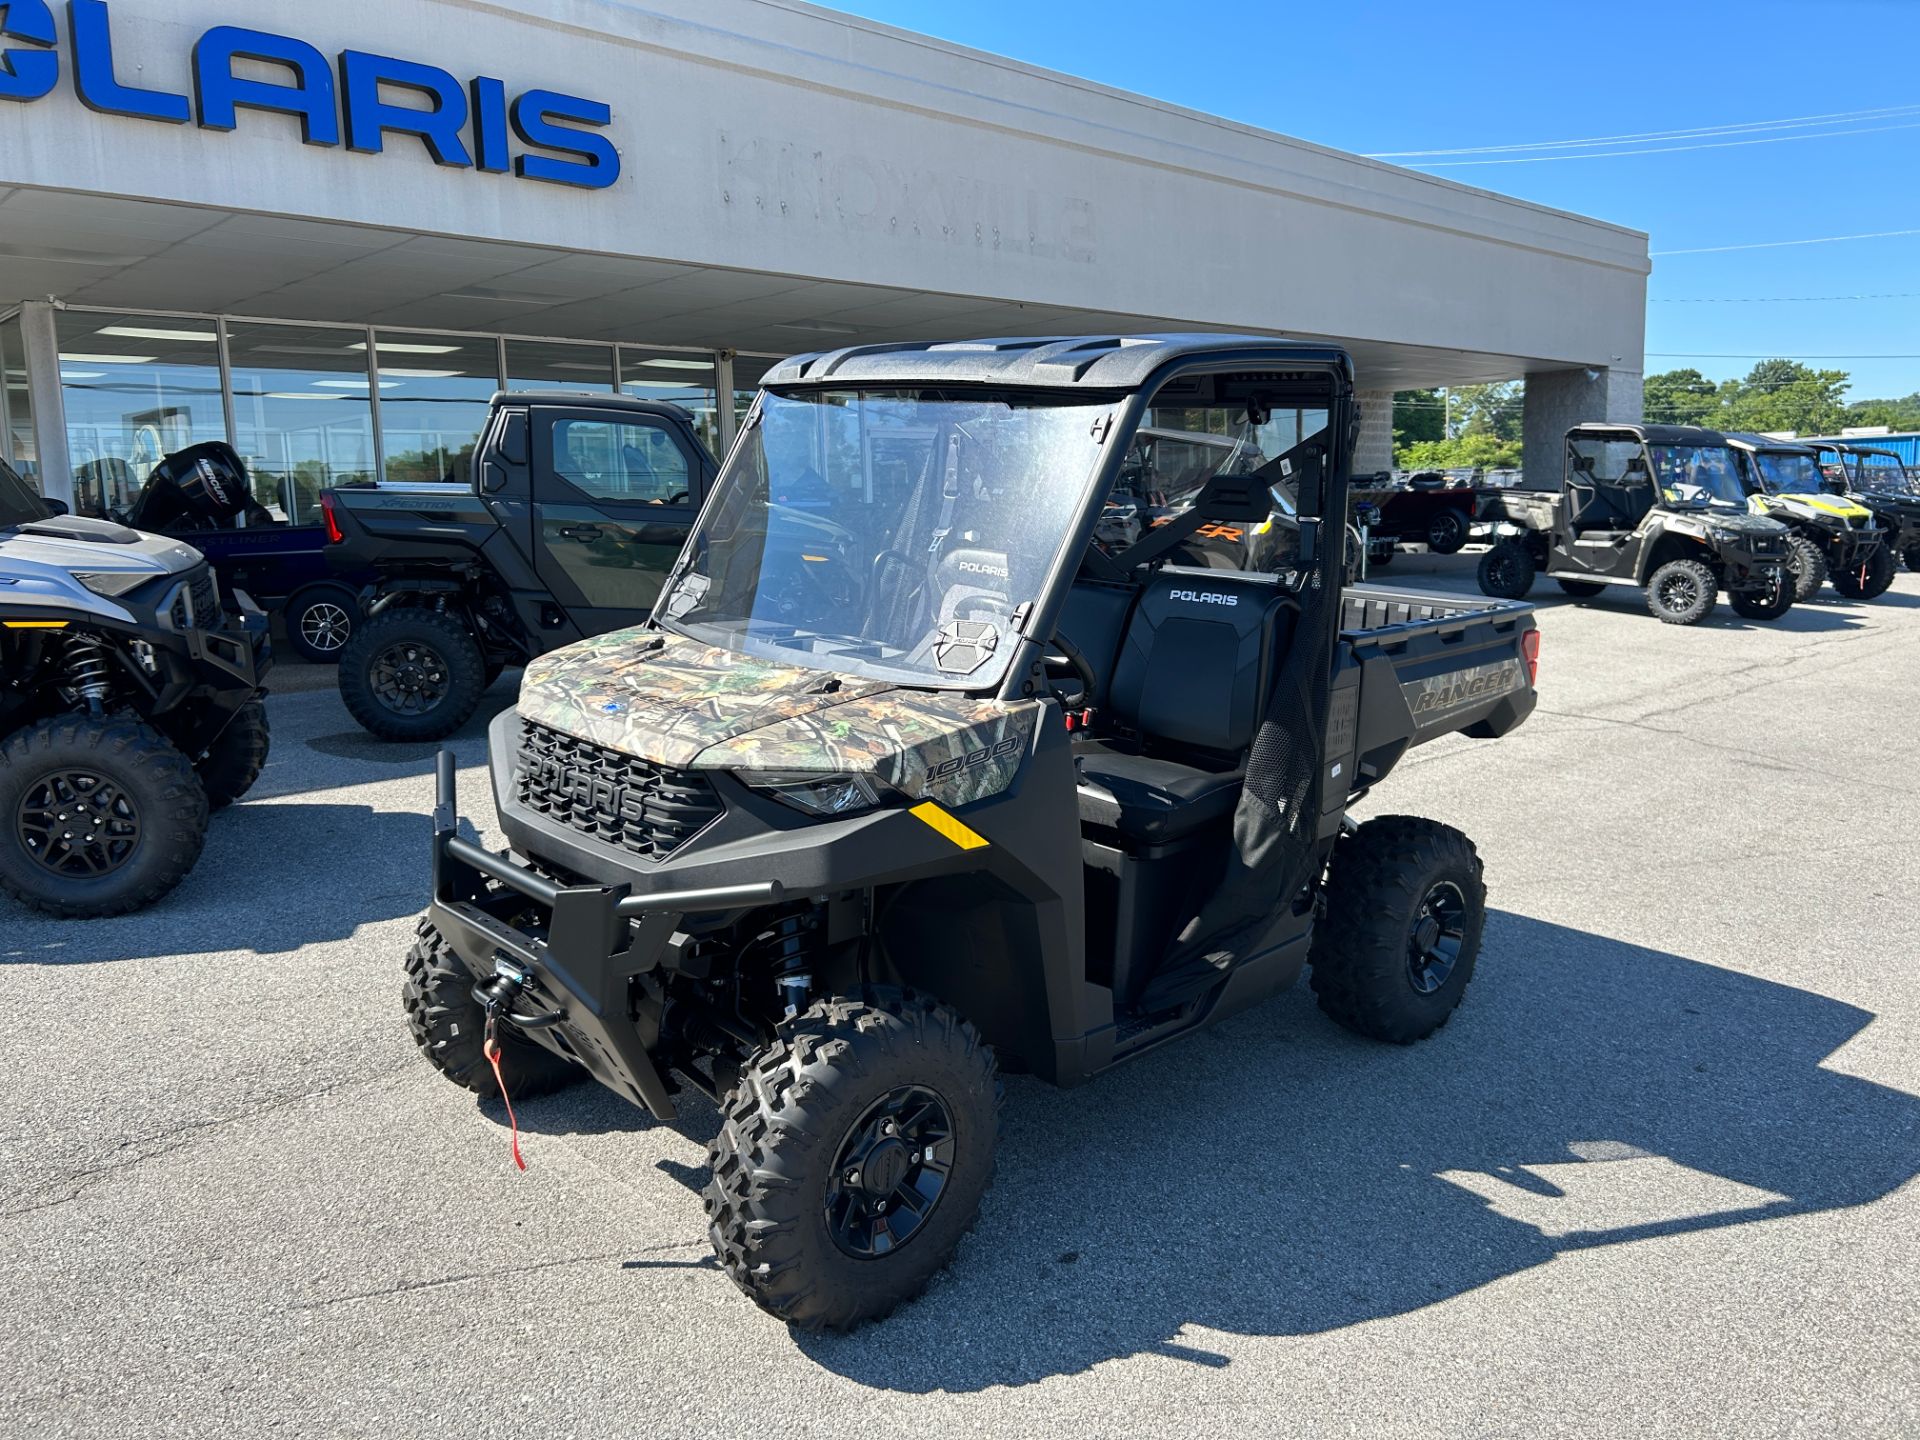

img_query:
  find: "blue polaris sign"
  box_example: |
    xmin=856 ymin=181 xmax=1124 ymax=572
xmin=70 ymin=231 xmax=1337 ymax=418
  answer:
xmin=0 ymin=0 xmax=619 ymax=189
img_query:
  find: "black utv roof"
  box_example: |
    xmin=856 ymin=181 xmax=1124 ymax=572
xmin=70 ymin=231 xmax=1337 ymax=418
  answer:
xmin=489 ymin=390 xmax=698 ymax=419
xmin=1569 ymin=421 xmax=1730 ymax=446
xmin=1723 ymin=431 xmax=1818 ymax=456
xmin=761 ymin=334 xmax=1355 ymax=390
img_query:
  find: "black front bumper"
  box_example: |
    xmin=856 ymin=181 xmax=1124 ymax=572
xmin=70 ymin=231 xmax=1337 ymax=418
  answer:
xmin=1720 ymin=547 xmax=1787 ymax=592
xmin=427 ymin=753 xmax=784 ymax=1120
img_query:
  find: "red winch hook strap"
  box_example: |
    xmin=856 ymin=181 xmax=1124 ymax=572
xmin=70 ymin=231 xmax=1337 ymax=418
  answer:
xmin=483 ymin=1018 xmax=527 ymax=1172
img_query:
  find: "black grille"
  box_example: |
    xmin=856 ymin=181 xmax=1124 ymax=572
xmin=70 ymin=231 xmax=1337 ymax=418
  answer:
xmin=513 ymin=719 xmax=722 ymax=859
xmin=169 ymin=566 xmax=220 ymax=629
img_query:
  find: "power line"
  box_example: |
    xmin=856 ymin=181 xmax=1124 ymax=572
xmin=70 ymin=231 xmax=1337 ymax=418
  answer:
xmin=1368 ymin=103 xmax=1920 ymax=158
xmin=1651 ymin=292 xmax=1920 ymax=303
xmin=1653 ymin=228 xmax=1920 ymax=256
xmin=1402 ymin=119 xmax=1920 ymax=167
xmin=1648 ymin=352 xmax=1920 ymax=360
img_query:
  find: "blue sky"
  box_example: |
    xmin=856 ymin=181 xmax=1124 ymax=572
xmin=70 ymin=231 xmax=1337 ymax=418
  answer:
xmin=827 ymin=0 xmax=1920 ymax=401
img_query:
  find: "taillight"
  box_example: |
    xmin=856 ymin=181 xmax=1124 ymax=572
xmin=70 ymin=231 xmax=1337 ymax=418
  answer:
xmin=320 ymin=492 xmax=343 ymax=544
xmin=1521 ymin=629 xmax=1541 ymax=687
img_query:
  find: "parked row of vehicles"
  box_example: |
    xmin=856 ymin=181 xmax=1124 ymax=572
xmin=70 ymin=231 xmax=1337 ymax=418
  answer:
xmin=3 ymin=336 xmax=1548 ymax=1336
xmin=1471 ymin=423 xmax=1919 ymax=625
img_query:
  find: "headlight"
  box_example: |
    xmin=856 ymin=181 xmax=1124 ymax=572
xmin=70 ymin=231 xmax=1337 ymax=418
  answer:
xmin=71 ymin=570 xmax=152 ymax=598
xmin=741 ymin=770 xmax=888 ymax=817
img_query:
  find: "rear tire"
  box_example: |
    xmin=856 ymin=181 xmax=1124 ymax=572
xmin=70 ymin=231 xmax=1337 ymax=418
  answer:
xmin=705 ymin=989 xmax=999 ymax=1331
xmin=338 ymin=607 xmax=488 ymax=742
xmin=1783 ymin=533 xmax=1826 ymax=601
xmin=1830 ymin=544 xmax=1896 ymax=600
xmin=402 ymin=917 xmax=578 ymax=1099
xmin=196 ymin=699 xmax=270 ymax=809
xmin=1554 ymin=577 xmax=1606 ymax=598
xmin=1477 ymin=539 xmax=1536 ymax=599
xmin=1645 ymin=558 xmax=1718 ymax=625
xmin=1427 ymin=509 xmax=1470 ymax=555
xmin=0 ymin=715 xmax=209 ymax=918
xmin=1310 ymin=816 xmax=1486 ymax=1044
xmin=283 ymin=586 xmax=359 ymax=664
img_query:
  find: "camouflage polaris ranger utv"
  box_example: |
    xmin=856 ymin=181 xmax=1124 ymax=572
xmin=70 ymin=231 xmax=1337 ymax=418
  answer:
xmin=407 ymin=336 xmax=1541 ymax=1329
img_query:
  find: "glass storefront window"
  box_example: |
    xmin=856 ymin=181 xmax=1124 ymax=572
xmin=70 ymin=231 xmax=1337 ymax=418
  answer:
xmin=0 ymin=312 xmax=34 ymax=483
xmin=57 ymin=311 xmax=225 ymax=518
xmin=371 ymin=331 xmax=500 ymax=484
xmin=506 ymin=339 xmax=615 ymax=394
xmin=226 ymin=322 xmax=377 ymax=523
xmin=621 ymin=347 xmax=718 ymax=454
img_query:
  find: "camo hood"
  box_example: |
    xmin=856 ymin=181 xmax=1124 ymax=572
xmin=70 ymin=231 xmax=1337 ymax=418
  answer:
xmin=517 ymin=626 xmax=1040 ymax=807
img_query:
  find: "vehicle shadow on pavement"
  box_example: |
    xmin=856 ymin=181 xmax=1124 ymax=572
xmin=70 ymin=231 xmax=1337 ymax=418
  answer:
xmin=786 ymin=909 xmax=1920 ymax=1390
xmin=0 ymin=803 xmax=471 ymax=960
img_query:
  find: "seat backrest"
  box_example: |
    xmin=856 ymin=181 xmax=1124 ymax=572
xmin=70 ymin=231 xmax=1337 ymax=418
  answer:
xmin=1108 ymin=568 xmax=1294 ymax=755
xmin=1055 ymin=578 xmax=1136 ymax=710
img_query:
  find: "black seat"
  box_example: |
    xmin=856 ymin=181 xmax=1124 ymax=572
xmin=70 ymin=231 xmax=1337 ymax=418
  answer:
xmin=1074 ymin=568 xmax=1294 ymax=844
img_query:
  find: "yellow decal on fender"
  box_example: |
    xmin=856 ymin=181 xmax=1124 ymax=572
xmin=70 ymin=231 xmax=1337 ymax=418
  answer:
xmin=909 ymin=800 xmax=989 ymax=850
xmin=2 ymin=620 xmax=69 ymax=629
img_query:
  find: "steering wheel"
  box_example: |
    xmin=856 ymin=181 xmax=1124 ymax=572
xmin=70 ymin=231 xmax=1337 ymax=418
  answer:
xmin=1043 ymin=631 xmax=1097 ymax=709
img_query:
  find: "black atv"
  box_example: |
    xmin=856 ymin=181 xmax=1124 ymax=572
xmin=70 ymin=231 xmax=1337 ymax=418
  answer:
xmin=1477 ymin=422 xmax=1794 ymax=624
xmin=1726 ymin=433 xmax=1892 ymax=600
xmin=405 ymin=335 xmax=1541 ymax=1330
xmin=1808 ymin=441 xmax=1920 ymax=575
xmin=0 ymin=459 xmax=271 ymax=917
xmin=322 ymin=391 xmax=719 ymax=741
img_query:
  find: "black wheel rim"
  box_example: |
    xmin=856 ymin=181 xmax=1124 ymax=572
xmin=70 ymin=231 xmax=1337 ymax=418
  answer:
xmin=1658 ymin=572 xmax=1699 ymax=612
xmin=1431 ymin=514 xmax=1460 ymax=547
xmin=824 ymin=1084 xmax=955 ymax=1259
xmin=299 ymin=602 xmax=352 ymax=654
xmin=15 ymin=768 xmax=141 ymax=877
xmin=1489 ymin=554 xmax=1519 ymax=590
xmin=368 ymin=641 xmax=450 ymax=714
xmin=1408 ymin=880 xmax=1467 ymax=995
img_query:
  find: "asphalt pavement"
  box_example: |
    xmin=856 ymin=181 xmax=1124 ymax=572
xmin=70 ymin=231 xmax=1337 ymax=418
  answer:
xmin=4 ymin=553 xmax=1917 ymax=1438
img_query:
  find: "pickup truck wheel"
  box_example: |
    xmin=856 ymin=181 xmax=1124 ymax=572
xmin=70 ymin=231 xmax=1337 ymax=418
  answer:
xmin=1554 ymin=577 xmax=1605 ymax=598
xmin=1645 ymin=558 xmax=1718 ymax=625
xmin=1476 ymin=540 xmax=1535 ymax=599
xmin=1427 ymin=509 xmax=1470 ymax=554
xmin=705 ymin=990 xmax=999 ymax=1331
xmin=401 ymin=917 xmax=577 ymax=1099
xmin=1830 ymin=544 xmax=1896 ymax=600
xmin=1310 ymin=816 xmax=1486 ymax=1044
xmin=1783 ymin=534 xmax=1826 ymax=601
xmin=0 ymin=715 xmax=208 ymax=918
xmin=339 ymin=608 xmax=488 ymax=742
xmin=284 ymin=586 xmax=358 ymax=664
xmin=196 ymin=700 xmax=271 ymax=809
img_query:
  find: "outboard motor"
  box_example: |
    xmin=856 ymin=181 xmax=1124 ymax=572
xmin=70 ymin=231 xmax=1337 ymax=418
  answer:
xmin=123 ymin=442 xmax=259 ymax=532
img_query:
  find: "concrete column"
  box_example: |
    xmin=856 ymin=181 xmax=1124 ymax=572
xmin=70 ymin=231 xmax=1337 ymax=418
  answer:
xmin=1354 ymin=389 xmax=1395 ymax=477
xmin=20 ymin=303 xmax=72 ymax=508
xmin=714 ymin=350 xmax=737 ymax=457
xmin=1522 ymin=366 xmax=1642 ymax=486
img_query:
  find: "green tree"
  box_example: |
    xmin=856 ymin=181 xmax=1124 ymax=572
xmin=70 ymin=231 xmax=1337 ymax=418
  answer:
xmin=1393 ymin=389 xmax=1444 ymax=451
xmin=1396 ymin=433 xmax=1523 ymax=471
xmin=1720 ymin=359 xmax=1849 ymax=436
xmin=1841 ymin=392 xmax=1920 ymax=432
xmin=1446 ymin=381 xmax=1524 ymax=441
xmin=1642 ymin=368 xmax=1720 ymax=427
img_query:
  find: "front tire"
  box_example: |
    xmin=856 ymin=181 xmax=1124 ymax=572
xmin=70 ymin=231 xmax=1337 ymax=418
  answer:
xmin=1477 ymin=539 xmax=1536 ymax=599
xmin=1427 ymin=509 xmax=1470 ymax=555
xmin=1730 ymin=575 xmax=1795 ymax=621
xmin=0 ymin=715 xmax=209 ymax=918
xmin=196 ymin=699 xmax=270 ymax=809
xmin=1783 ymin=533 xmax=1826 ymax=601
xmin=705 ymin=990 xmax=999 ymax=1331
xmin=338 ymin=607 xmax=488 ymax=742
xmin=1310 ymin=816 xmax=1487 ymax=1044
xmin=1830 ymin=544 xmax=1896 ymax=600
xmin=402 ymin=918 xmax=578 ymax=1099
xmin=1645 ymin=558 xmax=1718 ymax=625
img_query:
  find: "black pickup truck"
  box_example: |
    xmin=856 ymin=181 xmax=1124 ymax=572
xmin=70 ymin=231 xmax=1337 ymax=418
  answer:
xmin=322 ymin=392 xmax=719 ymax=739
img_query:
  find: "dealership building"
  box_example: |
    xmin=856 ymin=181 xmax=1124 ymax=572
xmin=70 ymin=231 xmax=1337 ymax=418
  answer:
xmin=0 ymin=0 xmax=1648 ymax=522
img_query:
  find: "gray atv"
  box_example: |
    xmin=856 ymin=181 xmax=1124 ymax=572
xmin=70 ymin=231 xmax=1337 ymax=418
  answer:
xmin=0 ymin=460 xmax=272 ymax=917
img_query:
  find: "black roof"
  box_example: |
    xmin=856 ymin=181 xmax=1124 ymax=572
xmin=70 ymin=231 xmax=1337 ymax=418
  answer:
xmin=1568 ymin=421 xmax=1729 ymax=446
xmin=488 ymin=390 xmax=695 ymax=417
xmin=761 ymin=334 xmax=1354 ymax=390
xmin=1722 ymin=431 xmax=1817 ymax=456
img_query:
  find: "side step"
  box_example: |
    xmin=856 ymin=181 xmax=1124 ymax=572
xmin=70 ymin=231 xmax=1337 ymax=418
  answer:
xmin=1134 ymin=948 xmax=1233 ymax=1015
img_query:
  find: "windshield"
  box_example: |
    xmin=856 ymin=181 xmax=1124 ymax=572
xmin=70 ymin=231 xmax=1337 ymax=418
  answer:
xmin=1750 ymin=451 xmax=1825 ymax=495
xmin=0 ymin=457 xmax=49 ymax=528
xmin=1855 ymin=452 xmax=1919 ymax=494
xmin=658 ymin=387 xmax=1113 ymax=689
xmin=1650 ymin=445 xmax=1746 ymax=509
